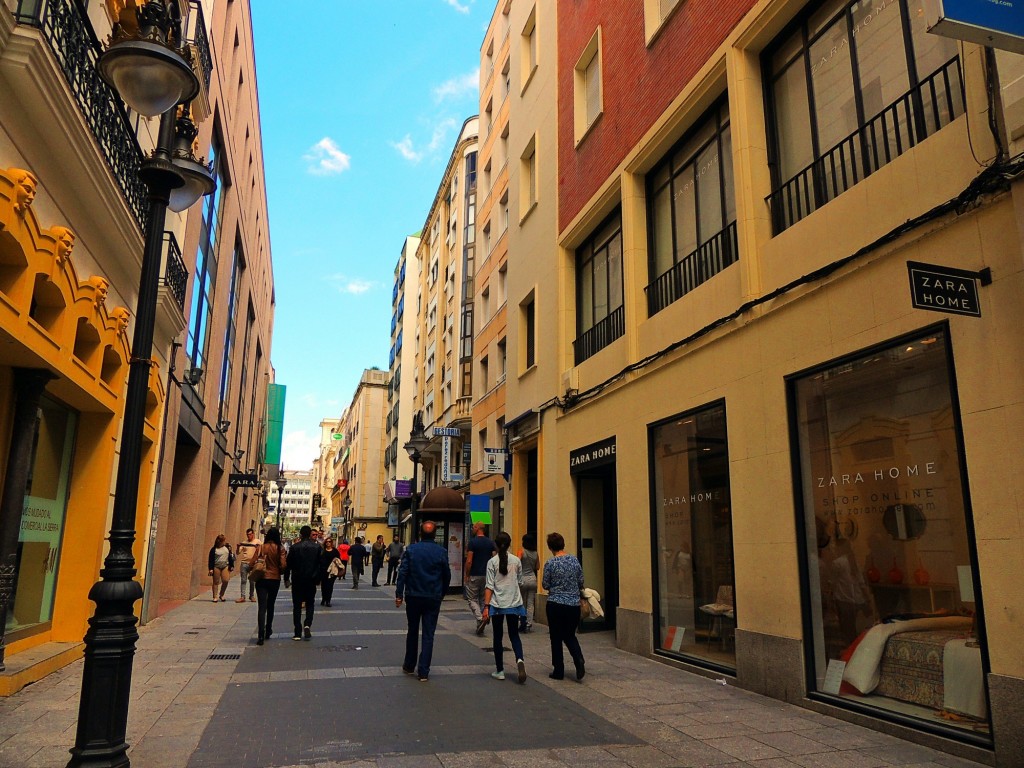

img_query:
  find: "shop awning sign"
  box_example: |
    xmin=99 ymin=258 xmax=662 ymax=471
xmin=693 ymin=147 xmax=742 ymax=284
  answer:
xmin=907 ymin=261 xmax=988 ymax=318
xmin=229 ymin=473 xmax=259 ymax=488
xmin=569 ymin=436 xmax=617 ymax=475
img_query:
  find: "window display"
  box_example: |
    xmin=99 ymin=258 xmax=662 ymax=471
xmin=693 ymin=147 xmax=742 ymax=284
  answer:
xmin=651 ymin=403 xmax=736 ymax=668
xmin=791 ymin=329 xmax=989 ymax=737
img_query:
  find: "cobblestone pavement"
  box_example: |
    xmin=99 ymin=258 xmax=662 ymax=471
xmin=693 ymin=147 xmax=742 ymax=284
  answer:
xmin=0 ymin=583 xmax=992 ymax=768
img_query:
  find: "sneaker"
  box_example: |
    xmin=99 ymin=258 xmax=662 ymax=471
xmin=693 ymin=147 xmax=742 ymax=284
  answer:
xmin=574 ymin=659 xmax=586 ymax=681
xmin=491 ymin=670 xmax=505 ymax=680
xmin=517 ymin=659 xmax=527 ymax=684
xmin=402 ymin=666 xmax=416 ymax=675
xmin=418 ymin=675 xmax=429 ymax=682
xmin=293 ymin=635 xmax=302 ymax=641
xmin=303 ymin=626 xmax=312 ymax=640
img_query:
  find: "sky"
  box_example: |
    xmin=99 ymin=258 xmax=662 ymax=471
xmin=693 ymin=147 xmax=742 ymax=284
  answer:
xmin=250 ymin=1 xmax=489 ymax=471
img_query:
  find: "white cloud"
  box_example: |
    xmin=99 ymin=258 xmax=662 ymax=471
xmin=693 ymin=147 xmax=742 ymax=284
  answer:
xmin=433 ymin=69 xmax=480 ymax=103
xmin=391 ymin=135 xmax=422 ymax=163
xmin=442 ymin=0 xmax=471 ymax=13
xmin=303 ymin=137 xmax=351 ymax=176
xmin=428 ymin=118 xmax=457 ymax=151
xmin=281 ymin=430 xmax=321 ymax=470
xmin=327 ymin=273 xmax=377 ymax=295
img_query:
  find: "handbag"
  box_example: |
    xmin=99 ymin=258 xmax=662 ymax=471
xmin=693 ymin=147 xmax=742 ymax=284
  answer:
xmin=248 ymin=547 xmax=267 ymax=582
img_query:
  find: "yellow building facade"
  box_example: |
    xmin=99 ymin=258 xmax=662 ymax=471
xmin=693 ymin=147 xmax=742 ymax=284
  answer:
xmin=504 ymin=0 xmax=1024 ymax=763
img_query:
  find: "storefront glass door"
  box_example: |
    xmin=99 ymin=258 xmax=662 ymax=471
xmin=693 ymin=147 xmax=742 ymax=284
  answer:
xmin=7 ymin=396 xmax=77 ymax=639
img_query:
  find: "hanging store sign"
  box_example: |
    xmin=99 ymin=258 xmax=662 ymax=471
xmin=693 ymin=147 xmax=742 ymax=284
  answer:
xmin=907 ymin=261 xmax=988 ymax=317
xmin=926 ymin=0 xmax=1024 ymax=54
xmin=433 ymin=427 xmax=461 ymax=437
xmin=229 ymin=473 xmax=260 ymax=488
xmin=441 ymin=435 xmax=452 ymax=481
xmin=484 ymin=448 xmax=507 ymax=474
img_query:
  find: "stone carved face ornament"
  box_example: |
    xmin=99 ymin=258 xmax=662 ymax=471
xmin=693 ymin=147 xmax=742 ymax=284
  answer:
xmin=88 ymin=276 xmax=110 ymax=309
xmin=51 ymin=226 xmax=76 ymax=265
xmin=111 ymin=307 xmax=131 ymax=334
xmin=12 ymin=169 xmax=38 ymax=214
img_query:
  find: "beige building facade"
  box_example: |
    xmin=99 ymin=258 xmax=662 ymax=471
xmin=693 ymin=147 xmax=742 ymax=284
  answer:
xmin=336 ymin=369 xmax=390 ymax=546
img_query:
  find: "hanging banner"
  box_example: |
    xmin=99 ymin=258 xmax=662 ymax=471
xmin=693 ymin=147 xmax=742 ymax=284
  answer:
xmin=264 ymin=383 xmax=286 ymax=465
xmin=441 ymin=435 xmax=452 ymax=481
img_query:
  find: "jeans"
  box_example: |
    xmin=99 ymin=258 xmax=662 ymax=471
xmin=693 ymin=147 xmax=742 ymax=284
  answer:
xmin=520 ymin=580 xmax=537 ymax=628
xmin=546 ymin=601 xmax=584 ymax=677
xmin=255 ymin=578 xmax=280 ymax=639
xmin=321 ymin=575 xmax=337 ymax=605
xmin=386 ymin=558 xmax=400 ymax=584
xmin=350 ymin=564 xmax=363 ymax=587
xmin=291 ymin=578 xmax=317 ymax=636
xmin=404 ymin=596 xmax=442 ymax=678
xmin=491 ymin=614 xmax=524 ymax=673
xmin=464 ymin=575 xmax=486 ymax=620
xmin=239 ymin=562 xmax=254 ymax=598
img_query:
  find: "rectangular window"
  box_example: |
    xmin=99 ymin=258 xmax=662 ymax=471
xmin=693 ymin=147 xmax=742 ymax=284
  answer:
xmin=765 ymin=0 xmax=964 ymax=232
xmin=522 ymin=294 xmax=536 ymax=370
xmin=521 ymin=137 xmax=538 ymax=211
xmin=790 ymin=329 xmax=989 ymax=738
xmin=646 ymin=101 xmax=738 ymax=316
xmin=574 ymin=209 xmax=624 ymax=364
xmin=651 ymin=402 xmax=736 ymax=669
xmin=573 ymin=29 xmax=603 ymax=143
xmin=218 ymin=242 xmax=243 ymax=428
xmin=521 ymin=6 xmax=538 ymax=90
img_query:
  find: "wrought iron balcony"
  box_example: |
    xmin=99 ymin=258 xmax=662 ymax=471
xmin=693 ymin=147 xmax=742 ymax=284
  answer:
xmin=574 ymin=305 xmax=624 ymax=365
xmin=15 ymin=0 xmax=147 ymax=230
xmin=161 ymin=231 xmax=188 ymax=312
xmin=185 ymin=0 xmax=212 ymax=90
xmin=768 ymin=57 xmax=964 ymax=233
xmin=646 ymin=222 xmax=738 ymax=316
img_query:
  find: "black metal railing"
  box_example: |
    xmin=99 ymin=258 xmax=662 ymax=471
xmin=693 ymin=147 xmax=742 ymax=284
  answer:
xmin=646 ymin=222 xmax=739 ymax=316
xmin=574 ymin=305 xmax=624 ymax=365
xmin=15 ymin=0 xmax=147 ymax=231
xmin=186 ymin=0 xmax=212 ymax=90
xmin=161 ymin=232 xmax=188 ymax=312
xmin=768 ymin=57 xmax=964 ymax=233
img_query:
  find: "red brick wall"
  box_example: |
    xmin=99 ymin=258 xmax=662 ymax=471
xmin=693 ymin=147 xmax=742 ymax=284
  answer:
xmin=558 ymin=0 xmax=755 ymax=233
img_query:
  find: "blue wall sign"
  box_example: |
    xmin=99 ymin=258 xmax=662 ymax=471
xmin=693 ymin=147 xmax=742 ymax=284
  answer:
xmin=928 ymin=0 xmax=1024 ymax=54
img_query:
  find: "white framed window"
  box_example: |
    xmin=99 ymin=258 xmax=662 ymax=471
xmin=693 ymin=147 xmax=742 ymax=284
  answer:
xmin=520 ymin=135 xmax=537 ymax=214
xmin=574 ymin=28 xmax=603 ymax=144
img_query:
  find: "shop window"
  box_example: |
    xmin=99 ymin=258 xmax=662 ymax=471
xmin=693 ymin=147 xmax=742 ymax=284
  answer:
xmin=764 ymin=0 xmax=964 ymax=232
xmin=650 ymin=401 xmax=736 ymax=669
xmin=790 ymin=328 xmax=989 ymax=737
xmin=574 ymin=209 xmax=624 ymax=364
xmin=646 ymin=100 xmax=737 ymax=316
xmin=7 ymin=397 xmax=77 ymax=641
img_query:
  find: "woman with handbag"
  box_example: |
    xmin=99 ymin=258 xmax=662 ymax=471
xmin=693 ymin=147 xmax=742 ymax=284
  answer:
xmin=320 ymin=537 xmax=342 ymax=606
xmin=207 ymin=534 xmax=234 ymax=602
xmin=253 ymin=527 xmax=287 ymax=646
xmin=541 ymin=532 xmax=586 ymax=681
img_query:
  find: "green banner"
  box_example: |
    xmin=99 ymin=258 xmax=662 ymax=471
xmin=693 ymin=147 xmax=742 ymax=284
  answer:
xmin=265 ymin=383 xmax=286 ymax=465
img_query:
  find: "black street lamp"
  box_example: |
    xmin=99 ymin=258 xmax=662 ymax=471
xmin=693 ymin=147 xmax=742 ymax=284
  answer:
xmin=276 ymin=475 xmax=287 ymax=533
xmin=69 ymin=4 xmax=214 ymax=766
xmin=403 ymin=413 xmax=430 ymax=535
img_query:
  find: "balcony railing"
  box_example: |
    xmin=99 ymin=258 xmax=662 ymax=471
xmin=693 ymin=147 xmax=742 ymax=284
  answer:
xmin=185 ymin=0 xmax=212 ymax=90
xmin=646 ymin=222 xmax=738 ymax=316
xmin=768 ymin=57 xmax=964 ymax=233
xmin=161 ymin=231 xmax=188 ymax=312
xmin=574 ymin=305 xmax=625 ymax=365
xmin=15 ymin=0 xmax=147 ymax=230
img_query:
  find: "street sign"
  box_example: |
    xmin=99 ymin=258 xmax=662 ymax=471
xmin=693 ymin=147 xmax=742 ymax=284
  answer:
xmin=433 ymin=427 xmax=461 ymax=437
xmin=449 ymin=473 xmax=464 ymax=482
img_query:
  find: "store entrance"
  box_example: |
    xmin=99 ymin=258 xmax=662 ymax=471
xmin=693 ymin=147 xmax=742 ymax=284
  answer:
xmin=576 ymin=465 xmax=618 ymax=632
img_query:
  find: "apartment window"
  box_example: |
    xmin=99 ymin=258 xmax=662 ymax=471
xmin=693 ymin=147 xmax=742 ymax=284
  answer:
xmin=497 ymin=338 xmax=507 ymax=379
xmin=480 ymin=355 xmax=489 ymax=392
xmin=521 ymin=293 xmax=536 ymax=371
xmin=574 ymin=29 xmax=603 ymax=143
xmin=521 ymin=6 xmax=538 ymax=90
xmin=478 ymin=427 xmax=488 ymax=472
xmin=575 ymin=209 xmax=623 ymax=365
xmin=480 ymin=287 xmax=490 ymax=324
xmin=521 ymin=136 xmax=538 ymax=213
xmin=646 ymin=101 xmax=737 ymax=316
xmin=218 ymin=242 xmax=244 ymax=425
xmin=500 ymin=191 xmax=510 ymax=232
xmin=498 ymin=264 xmax=507 ymax=304
xmin=765 ymin=0 xmax=963 ymax=232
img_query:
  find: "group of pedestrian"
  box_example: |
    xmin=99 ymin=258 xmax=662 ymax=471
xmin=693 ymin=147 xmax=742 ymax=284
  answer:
xmin=397 ymin=521 xmax=587 ymax=686
xmin=206 ymin=529 xmax=263 ymax=603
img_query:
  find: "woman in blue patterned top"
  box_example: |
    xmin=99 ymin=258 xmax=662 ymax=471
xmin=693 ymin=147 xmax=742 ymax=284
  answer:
xmin=541 ymin=532 xmax=586 ymax=681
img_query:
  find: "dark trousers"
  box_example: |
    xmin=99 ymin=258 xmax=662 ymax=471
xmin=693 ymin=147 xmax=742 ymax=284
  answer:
xmin=321 ymin=575 xmax=337 ymax=605
xmin=386 ymin=559 xmax=400 ymax=584
xmin=291 ymin=578 xmax=316 ymax=635
xmin=491 ymin=614 xmax=524 ymax=673
xmin=404 ymin=596 xmax=442 ymax=678
xmin=350 ymin=563 xmax=363 ymax=587
xmin=546 ymin=601 xmax=584 ymax=676
xmin=255 ymin=578 xmax=280 ymax=639
xmin=372 ymin=561 xmax=384 ymax=586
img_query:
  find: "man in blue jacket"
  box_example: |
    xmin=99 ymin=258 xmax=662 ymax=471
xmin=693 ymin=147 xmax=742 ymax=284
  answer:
xmin=395 ymin=520 xmax=451 ymax=681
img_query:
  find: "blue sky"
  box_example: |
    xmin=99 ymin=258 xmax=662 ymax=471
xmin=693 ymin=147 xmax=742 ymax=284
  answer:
xmin=250 ymin=1 xmax=488 ymax=470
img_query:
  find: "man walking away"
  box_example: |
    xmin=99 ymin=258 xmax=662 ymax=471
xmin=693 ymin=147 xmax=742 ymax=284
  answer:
xmin=386 ymin=534 xmax=405 ymax=585
xmin=348 ymin=537 xmax=368 ymax=589
xmin=396 ymin=520 xmax=451 ymax=681
xmin=338 ymin=538 xmax=350 ymax=579
xmin=464 ymin=523 xmax=496 ymax=635
xmin=284 ymin=525 xmax=323 ymax=640
xmin=235 ymin=528 xmax=262 ymax=602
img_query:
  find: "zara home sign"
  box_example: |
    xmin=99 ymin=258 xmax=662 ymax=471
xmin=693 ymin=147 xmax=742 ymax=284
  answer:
xmin=907 ymin=261 xmax=988 ymax=317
